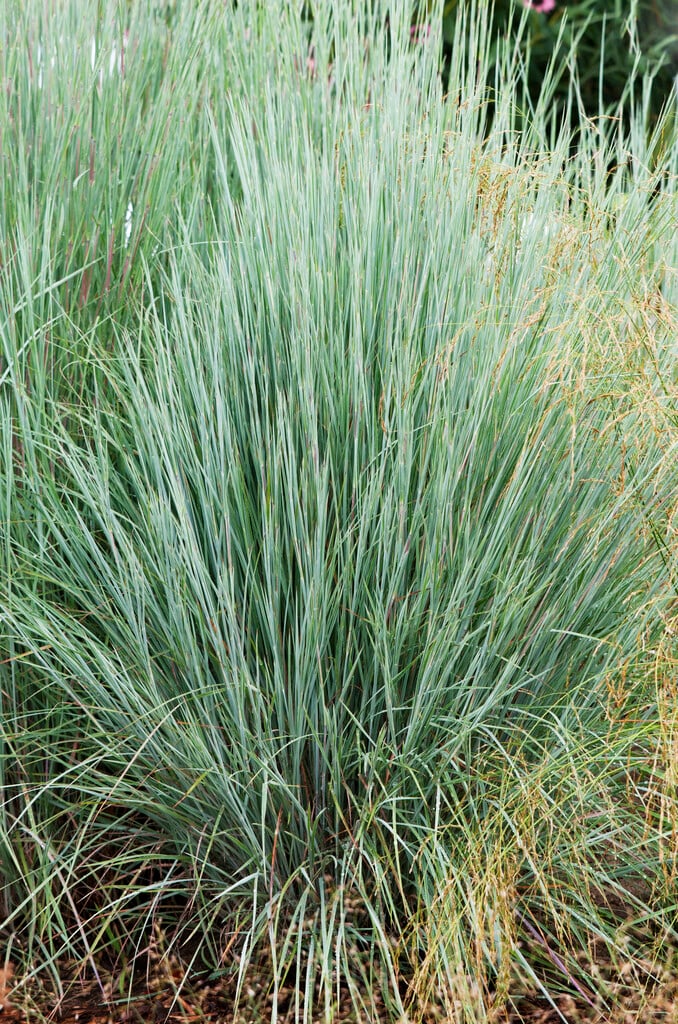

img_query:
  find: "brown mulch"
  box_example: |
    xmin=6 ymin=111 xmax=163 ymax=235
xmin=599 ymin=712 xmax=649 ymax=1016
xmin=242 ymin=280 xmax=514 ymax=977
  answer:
xmin=2 ymin=948 xmax=677 ymax=1024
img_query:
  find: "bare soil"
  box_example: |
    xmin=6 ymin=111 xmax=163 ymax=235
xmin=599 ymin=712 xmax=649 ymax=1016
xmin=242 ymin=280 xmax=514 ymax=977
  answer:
xmin=2 ymin=950 xmax=677 ymax=1024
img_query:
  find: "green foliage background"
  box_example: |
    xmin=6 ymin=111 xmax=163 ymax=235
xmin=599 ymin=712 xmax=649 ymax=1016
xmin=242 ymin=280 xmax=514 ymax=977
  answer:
xmin=435 ymin=0 xmax=678 ymax=129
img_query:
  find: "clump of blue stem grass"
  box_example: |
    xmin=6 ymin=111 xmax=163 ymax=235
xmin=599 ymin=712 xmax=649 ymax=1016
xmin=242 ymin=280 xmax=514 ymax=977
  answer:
xmin=0 ymin=0 xmax=676 ymax=1020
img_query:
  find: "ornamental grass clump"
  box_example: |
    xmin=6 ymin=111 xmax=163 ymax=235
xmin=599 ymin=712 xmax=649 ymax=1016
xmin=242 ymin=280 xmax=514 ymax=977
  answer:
xmin=0 ymin=1 xmax=676 ymax=1020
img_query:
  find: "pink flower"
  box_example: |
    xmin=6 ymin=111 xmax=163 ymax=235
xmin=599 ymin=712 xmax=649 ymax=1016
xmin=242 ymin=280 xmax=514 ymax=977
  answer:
xmin=523 ymin=0 xmax=557 ymax=12
xmin=410 ymin=23 xmax=432 ymax=45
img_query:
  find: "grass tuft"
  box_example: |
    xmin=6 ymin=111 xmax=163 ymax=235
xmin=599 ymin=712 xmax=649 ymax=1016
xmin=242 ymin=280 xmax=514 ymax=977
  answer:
xmin=1 ymin=1 xmax=676 ymax=1019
